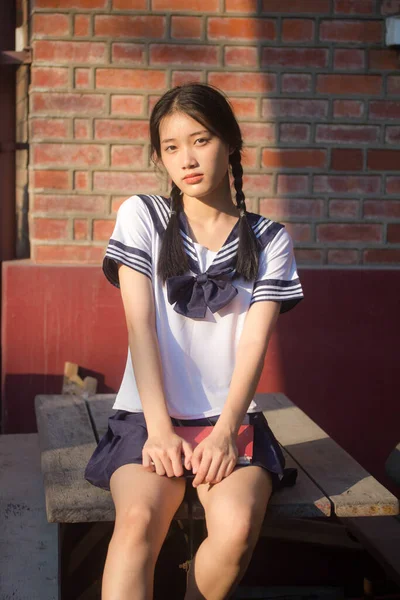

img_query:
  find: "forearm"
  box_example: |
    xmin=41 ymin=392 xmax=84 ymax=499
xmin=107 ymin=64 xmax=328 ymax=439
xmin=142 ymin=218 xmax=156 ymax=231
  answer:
xmin=128 ymin=324 xmax=173 ymax=436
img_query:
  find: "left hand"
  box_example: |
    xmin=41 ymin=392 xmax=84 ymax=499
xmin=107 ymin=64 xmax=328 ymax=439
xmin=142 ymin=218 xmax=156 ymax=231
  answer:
xmin=191 ymin=428 xmax=238 ymax=487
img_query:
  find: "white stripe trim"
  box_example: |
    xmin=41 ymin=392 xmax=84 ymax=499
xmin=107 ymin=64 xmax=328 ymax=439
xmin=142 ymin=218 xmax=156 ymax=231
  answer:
xmin=251 ymin=292 xmax=304 ymax=301
xmin=106 ymin=250 xmax=152 ymax=278
xmin=252 ymin=216 xmax=267 ymax=234
xmin=149 ymin=195 xmax=168 ymax=229
xmin=212 ymin=249 xmax=238 ymax=265
xmin=255 ymin=220 xmax=274 ymax=239
xmin=182 ymin=239 xmax=198 ymax=261
xmin=152 ymin=194 xmax=170 ymax=223
xmin=107 ymin=246 xmax=152 ymax=269
xmin=253 ymin=283 xmax=303 ymax=293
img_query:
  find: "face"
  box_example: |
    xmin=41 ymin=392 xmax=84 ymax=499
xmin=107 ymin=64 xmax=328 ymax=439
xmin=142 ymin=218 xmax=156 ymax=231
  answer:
xmin=158 ymin=111 xmax=232 ymax=199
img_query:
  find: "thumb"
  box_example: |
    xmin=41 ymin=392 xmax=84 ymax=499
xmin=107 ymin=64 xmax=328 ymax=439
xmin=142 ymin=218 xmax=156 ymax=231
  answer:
xmin=181 ymin=440 xmax=193 ymax=470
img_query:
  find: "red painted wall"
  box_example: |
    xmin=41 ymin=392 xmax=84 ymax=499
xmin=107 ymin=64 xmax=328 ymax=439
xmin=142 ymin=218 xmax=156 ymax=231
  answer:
xmin=2 ymin=261 xmax=399 ymax=497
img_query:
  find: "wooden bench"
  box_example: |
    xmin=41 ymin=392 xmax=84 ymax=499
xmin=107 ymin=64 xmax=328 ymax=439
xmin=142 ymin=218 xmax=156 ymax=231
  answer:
xmin=34 ymin=392 xmax=399 ymax=599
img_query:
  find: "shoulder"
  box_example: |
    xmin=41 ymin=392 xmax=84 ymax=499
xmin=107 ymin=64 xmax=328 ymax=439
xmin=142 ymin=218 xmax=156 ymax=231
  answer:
xmin=116 ymin=194 xmax=172 ymax=236
xmin=246 ymin=211 xmax=288 ymax=250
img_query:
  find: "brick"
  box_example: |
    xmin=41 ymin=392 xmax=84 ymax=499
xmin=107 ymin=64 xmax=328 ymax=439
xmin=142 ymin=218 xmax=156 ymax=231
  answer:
xmin=381 ymin=1 xmax=400 ymax=15
xmin=171 ymin=71 xmax=203 ymax=87
xmin=241 ymin=123 xmax=275 ymax=144
xmin=229 ymin=97 xmax=258 ymax=118
xmin=93 ymin=171 xmax=161 ymax=192
xmin=33 ymin=170 xmax=70 ymax=190
xmin=317 ymin=223 xmax=381 ymax=242
xmin=386 ymin=126 xmax=400 ymax=144
xmin=364 ymin=200 xmax=400 ymax=218
xmin=74 ymin=119 xmax=92 ymax=139
xmin=388 ymin=223 xmax=400 ymax=243
xmin=262 ymin=149 xmax=326 ymax=169
xmin=35 ymin=0 xmax=107 ymax=6
xmin=148 ymin=95 xmax=163 ymax=115
xmin=113 ymin=0 xmax=147 ymax=8
xmin=31 ymin=118 xmax=69 ymax=140
xmin=74 ymin=219 xmax=89 ymax=240
xmin=329 ymin=199 xmax=359 ymax=218
xmin=314 ymin=176 xmax=380 ymax=194
xmin=74 ymin=15 xmax=91 ymax=37
xmin=262 ymin=98 xmax=328 ymax=119
xmin=262 ymin=0 xmax=330 ymax=13
xmin=111 ymin=145 xmax=145 ymax=167
xmin=224 ymin=46 xmax=258 ymax=67
xmin=242 ymin=174 xmax=273 ymax=194
xmin=31 ymin=92 xmax=106 ymax=115
xmin=33 ymin=40 xmax=106 ymax=64
xmin=387 ymin=77 xmax=400 ymax=94
xmin=327 ymin=249 xmax=359 ymax=265
xmin=31 ymin=67 xmax=69 ymax=89
xmin=112 ymin=196 xmax=135 ymax=212
xmin=261 ymin=47 xmax=327 ymax=68
xmin=334 ymin=0 xmax=375 ymax=14
xmin=95 ymin=15 xmax=165 ymax=38
xmin=279 ymin=124 xmax=310 ymax=143
xmin=281 ymin=223 xmax=311 ymax=242
xmin=208 ymin=17 xmax=276 ymax=40
xmin=74 ymin=171 xmax=90 ymax=190
xmin=153 ymin=0 xmax=218 ymax=9
xmin=282 ymin=19 xmax=314 ymax=42
xmin=331 ymin=149 xmax=363 ymax=171
xmin=241 ymin=147 xmax=258 ymax=168
xmin=75 ymin=69 xmax=91 ymax=89
xmin=112 ymin=43 xmax=145 ymax=64
xmin=111 ymin=95 xmax=144 ymax=116
xmin=171 ymin=16 xmax=202 ymax=39
xmin=295 ymin=249 xmax=324 ymax=264
xmin=260 ymin=198 xmax=323 ymax=218
xmin=317 ymin=74 xmax=382 ymax=95
xmin=96 ymin=69 xmax=166 ymax=91
xmin=363 ymin=249 xmax=400 ymax=264
xmin=333 ymin=100 xmax=364 ymax=118
xmin=316 ymin=125 xmax=379 ymax=144
xmin=334 ymin=49 xmax=365 ymax=70
xmin=32 ymin=218 xmax=69 ymax=240
xmin=33 ymin=143 xmax=106 ymax=167
xmin=225 ymin=0 xmax=259 ymax=10
xmin=33 ymin=194 xmax=106 ymax=213
xmin=95 ymin=120 xmax=149 ymax=140
xmin=369 ymin=49 xmax=399 ymax=70
xmin=386 ymin=177 xmax=400 ymax=194
xmin=277 ymin=175 xmax=309 ymax=195
xmin=281 ymin=74 xmax=312 ymax=93
xmin=208 ymin=72 xmax=277 ymax=93
xmin=93 ymin=220 xmax=115 ymax=241
xmin=150 ymin=44 xmax=218 ymax=66
xmin=368 ymin=149 xmax=400 ymax=171
xmin=320 ymin=20 xmax=383 ymax=43
xmin=32 ymin=13 xmax=70 ymax=37
xmin=34 ymin=244 xmax=105 ymax=264
xmin=370 ymin=101 xmax=400 ymax=119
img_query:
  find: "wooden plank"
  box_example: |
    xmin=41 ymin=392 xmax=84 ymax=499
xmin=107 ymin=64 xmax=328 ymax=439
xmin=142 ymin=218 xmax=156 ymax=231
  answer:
xmin=34 ymin=394 xmax=114 ymax=523
xmin=87 ymin=395 xmax=332 ymax=519
xmin=0 ymin=433 xmax=57 ymax=600
xmin=341 ymin=516 xmax=400 ymax=587
xmin=259 ymin=393 xmax=399 ymax=517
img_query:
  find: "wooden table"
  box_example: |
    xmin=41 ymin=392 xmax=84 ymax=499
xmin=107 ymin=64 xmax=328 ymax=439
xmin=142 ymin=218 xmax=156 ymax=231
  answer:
xmin=35 ymin=392 xmax=399 ymax=599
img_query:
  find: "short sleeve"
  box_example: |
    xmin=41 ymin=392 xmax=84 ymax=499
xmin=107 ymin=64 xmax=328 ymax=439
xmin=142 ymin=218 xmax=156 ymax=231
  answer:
xmin=250 ymin=226 xmax=304 ymax=314
xmin=103 ymin=195 xmax=153 ymax=287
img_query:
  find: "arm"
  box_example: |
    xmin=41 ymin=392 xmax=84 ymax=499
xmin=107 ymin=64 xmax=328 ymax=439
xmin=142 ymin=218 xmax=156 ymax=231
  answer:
xmin=191 ymin=299 xmax=281 ymax=487
xmin=118 ymin=264 xmax=192 ymax=477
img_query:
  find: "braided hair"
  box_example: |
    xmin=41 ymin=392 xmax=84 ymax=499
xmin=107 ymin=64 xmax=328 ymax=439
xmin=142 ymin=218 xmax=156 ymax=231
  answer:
xmin=149 ymin=83 xmax=260 ymax=283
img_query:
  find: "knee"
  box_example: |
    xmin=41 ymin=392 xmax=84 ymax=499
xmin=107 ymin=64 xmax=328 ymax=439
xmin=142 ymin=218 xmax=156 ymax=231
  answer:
xmin=209 ymin=509 xmax=256 ymax=558
xmin=114 ymin=503 xmax=156 ymax=544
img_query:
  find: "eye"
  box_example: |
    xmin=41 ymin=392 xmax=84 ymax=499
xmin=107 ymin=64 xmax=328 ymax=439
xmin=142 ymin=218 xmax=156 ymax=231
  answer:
xmin=195 ymin=138 xmax=209 ymax=145
xmin=164 ymin=145 xmax=176 ymax=152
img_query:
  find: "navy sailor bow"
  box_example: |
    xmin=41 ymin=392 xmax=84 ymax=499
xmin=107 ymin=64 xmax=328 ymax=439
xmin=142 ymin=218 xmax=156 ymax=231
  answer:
xmin=166 ymin=267 xmax=238 ymax=319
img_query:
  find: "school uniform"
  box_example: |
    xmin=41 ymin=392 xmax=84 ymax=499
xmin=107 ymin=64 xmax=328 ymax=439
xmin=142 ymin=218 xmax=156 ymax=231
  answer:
xmin=84 ymin=194 xmax=304 ymax=493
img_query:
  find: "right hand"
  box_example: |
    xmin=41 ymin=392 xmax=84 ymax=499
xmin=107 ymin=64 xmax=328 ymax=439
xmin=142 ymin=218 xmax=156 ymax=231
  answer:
xmin=142 ymin=431 xmax=193 ymax=478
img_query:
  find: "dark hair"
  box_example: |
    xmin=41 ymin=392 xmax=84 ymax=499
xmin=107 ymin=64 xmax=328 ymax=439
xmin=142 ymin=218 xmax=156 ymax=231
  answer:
xmin=149 ymin=82 xmax=260 ymax=283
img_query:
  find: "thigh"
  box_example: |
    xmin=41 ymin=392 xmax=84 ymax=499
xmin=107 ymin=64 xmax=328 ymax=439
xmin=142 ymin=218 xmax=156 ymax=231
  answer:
xmin=196 ymin=466 xmax=273 ymax=542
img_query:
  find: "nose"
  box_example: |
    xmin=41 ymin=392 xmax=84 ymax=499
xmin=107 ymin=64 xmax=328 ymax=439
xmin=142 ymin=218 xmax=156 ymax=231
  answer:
xmin=181 ymin=145 xmax=198 ymax=169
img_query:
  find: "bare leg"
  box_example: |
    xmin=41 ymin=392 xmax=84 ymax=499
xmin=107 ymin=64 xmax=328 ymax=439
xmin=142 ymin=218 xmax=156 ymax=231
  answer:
xmin=102 ymin=464 xmax=185 ymax=600
xmin=184 ymin=466 xmax=273 ymax=600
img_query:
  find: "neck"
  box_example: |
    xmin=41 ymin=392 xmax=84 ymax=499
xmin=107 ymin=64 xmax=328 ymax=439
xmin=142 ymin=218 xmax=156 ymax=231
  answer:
xmin=182 ymin=173 xmax=238 ymax=224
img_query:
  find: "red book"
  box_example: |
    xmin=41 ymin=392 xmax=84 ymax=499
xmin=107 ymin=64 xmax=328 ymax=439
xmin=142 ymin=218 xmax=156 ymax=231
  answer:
xmin=174 ymin=424 xmax=254 ymax=465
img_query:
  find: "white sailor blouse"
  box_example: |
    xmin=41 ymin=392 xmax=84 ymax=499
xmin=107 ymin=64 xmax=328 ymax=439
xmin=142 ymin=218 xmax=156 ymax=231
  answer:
xmin=103 ymin=194 xmax=304 ymax=419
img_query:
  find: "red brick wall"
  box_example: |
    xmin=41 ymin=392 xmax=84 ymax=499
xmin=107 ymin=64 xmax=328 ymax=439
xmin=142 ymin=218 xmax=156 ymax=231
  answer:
xmin=29 ymin=0 xmax=400 ymax=266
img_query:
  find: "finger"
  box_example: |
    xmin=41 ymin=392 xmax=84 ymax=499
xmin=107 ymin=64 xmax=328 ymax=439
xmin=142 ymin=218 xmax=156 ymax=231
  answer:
xmin=205 ymin=454 xmax=223 ymax=484
xmin=152 ymin=455 xmax=166 ymax=477
xmin=191 ymin=446 xmax=202 ymax=475
xmin=224 ymin=459 xmax=236 ymax=479
xmin=169 ymin=448 xmax=184 ymax=478
xmin=193 ymin=454 xmax=212 ymax=488
xmin=181 ymin=440 xmax=193 ymax=470
xmin=159 ymin=451 xmax=174 ymax=478
xmin=211 ymin=460 xmax=228 ymax=484
xmin=142 ymin=450 xmax=154 ymax=472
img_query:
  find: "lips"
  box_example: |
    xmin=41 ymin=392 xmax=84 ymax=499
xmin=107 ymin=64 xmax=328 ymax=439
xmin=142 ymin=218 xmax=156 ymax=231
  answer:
xmin=183 ymin=173 xmax=203 ymax=181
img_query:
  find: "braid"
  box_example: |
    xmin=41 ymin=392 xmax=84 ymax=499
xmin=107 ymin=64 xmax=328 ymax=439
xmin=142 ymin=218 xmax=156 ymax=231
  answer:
xmin=229 ymin=149 xmax=260 ymax=281
xmin=157 ymin=182 xmax=189 ymax=282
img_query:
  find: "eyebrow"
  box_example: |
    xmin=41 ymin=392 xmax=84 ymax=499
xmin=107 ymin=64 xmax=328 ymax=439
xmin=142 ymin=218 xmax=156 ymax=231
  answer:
xmin=161 ymin=130 xmax=210 ymax=144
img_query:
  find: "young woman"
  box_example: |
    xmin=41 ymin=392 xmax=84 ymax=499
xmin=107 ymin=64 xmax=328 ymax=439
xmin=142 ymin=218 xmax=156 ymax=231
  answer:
xmin=85 ymin=82 xmax=304 ymax=600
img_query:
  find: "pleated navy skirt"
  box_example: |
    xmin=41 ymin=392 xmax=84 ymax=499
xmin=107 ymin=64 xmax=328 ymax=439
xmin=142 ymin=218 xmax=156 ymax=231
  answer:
xmin=84 ymin=410 xmax=297 ymax=494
